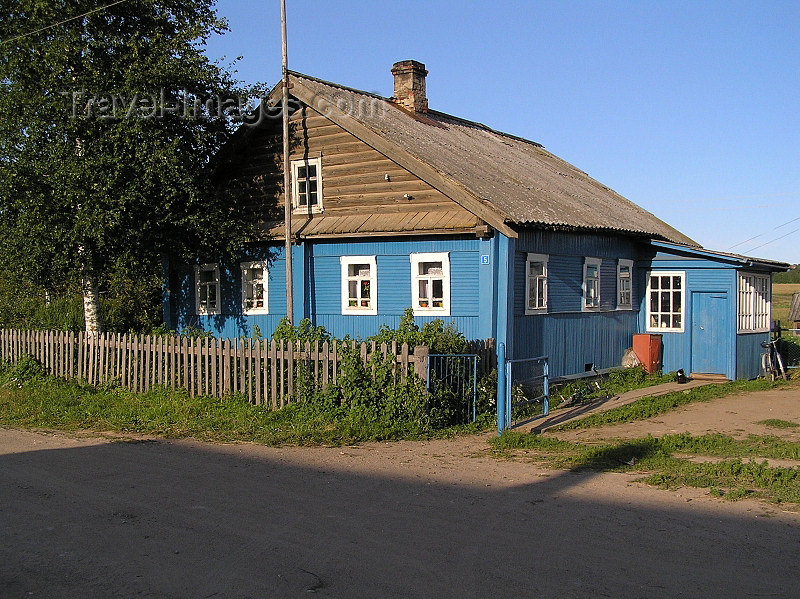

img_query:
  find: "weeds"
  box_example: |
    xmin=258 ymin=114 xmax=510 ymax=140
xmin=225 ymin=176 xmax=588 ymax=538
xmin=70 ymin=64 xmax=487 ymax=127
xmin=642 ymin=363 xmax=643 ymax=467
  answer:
xmin=490 ymin=430 xmax=800 ymax=505
xmin=758 ymin=419 xmax=799 ymax=429
xmin=550 ymin=378 xmax=780 ymax=431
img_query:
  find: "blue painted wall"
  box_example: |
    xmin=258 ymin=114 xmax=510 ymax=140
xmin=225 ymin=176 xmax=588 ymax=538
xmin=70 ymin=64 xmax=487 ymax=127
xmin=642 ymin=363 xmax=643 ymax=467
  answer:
xmin=305 ymin=237 xmax=487 ymax=339
xmin=737 ymin=332 xmax=770 ymax=380
xmin=509 ymin=230 xmax=643 ymax=377
xmin=172 ymin=246 xmax=286 ymax=338
xmin=640 ymin=250 xmax=771 ymax=379
xmin=641 ymin=256 xmax=737 ymax=378
xmin=168 ymin=232 xmax=777 ymax=381
xmin=171 ymin=235 xmax=497 ymax=341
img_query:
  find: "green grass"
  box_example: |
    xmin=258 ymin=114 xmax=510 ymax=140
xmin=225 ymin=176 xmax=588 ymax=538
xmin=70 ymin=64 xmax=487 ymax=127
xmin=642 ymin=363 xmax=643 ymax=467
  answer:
xmin=490 ymin=430 xmax=800 ymax=505
xmin=549 ymin=366 xmax=675 ymax=409
xmin=550 ymin=378 xmax=781 ymax=431
xmin=0 ymin=377 xmax=492 ymax=446
xmin=758 ymin=419 xmax=799 ymax=429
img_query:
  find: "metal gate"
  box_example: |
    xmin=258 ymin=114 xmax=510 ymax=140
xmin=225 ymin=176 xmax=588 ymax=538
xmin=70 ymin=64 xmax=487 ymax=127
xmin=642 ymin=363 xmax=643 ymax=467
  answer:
xmin=497 ymin=343 xmax=549 ymax=432
xmin=426 ymin=353 xmax=478 ymax=424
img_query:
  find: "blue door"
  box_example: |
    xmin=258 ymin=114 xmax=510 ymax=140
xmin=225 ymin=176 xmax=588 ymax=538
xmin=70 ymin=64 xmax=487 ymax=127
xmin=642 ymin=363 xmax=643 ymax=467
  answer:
xmin=690 ymin=292 xmax=728 ymax=375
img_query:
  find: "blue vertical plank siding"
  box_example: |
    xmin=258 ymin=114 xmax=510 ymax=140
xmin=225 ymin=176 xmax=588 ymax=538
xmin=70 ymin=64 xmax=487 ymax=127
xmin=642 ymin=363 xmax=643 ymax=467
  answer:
xmin=477 ymin=237 xmax=498 ymax=341
xmin=642 ymin=257 xmax=741 ymax=379
xmin=510 ymin=230 xmax=642 ymax=373
xmin=737 ymin=333 xmax=770 ymax=380
xmin=512 ymin=312 xmax=639 ymax=378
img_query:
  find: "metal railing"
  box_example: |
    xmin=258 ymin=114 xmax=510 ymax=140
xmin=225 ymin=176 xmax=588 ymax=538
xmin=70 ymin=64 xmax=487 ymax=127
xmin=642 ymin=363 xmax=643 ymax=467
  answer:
xmin=426 ymin=353 xmax=479 ymax=425
xmin=497 ymin=343 xmax=549 ymax=432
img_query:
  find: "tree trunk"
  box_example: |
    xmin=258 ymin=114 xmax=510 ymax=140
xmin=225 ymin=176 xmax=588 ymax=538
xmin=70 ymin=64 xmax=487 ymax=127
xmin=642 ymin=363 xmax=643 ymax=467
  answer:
xmin=78 ymin=244 xmax=102 ymax=335
xmin=82 ymin=272 xmax=102 ymax=336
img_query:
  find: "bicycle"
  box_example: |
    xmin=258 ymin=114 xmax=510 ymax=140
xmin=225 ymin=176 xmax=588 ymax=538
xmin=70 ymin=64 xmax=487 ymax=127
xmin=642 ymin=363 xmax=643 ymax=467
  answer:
xmin=761 ymin=339 xmax=788 ymax=382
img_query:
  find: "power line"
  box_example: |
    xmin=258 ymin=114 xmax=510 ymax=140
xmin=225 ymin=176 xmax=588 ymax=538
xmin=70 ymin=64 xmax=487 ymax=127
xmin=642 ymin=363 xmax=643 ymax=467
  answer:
xmin=669 ymin=191 xmax=800 ymax=204
xmin=0 ymin=0 xmax=131 ymax=47
xmin=727 ymin=216 xmax=800 ymax=250
xmin=742 ymin=227 xmax=800 ymax=254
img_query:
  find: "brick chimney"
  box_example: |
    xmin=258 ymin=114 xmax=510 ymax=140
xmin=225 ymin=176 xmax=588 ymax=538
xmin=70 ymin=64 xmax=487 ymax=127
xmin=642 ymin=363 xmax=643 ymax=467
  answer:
xmin=391 ymin=60 xmax=428 ymax=113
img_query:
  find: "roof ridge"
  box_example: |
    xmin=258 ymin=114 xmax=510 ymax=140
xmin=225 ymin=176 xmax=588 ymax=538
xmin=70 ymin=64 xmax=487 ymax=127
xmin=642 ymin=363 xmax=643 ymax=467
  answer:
xmin=289 ymin=70 xmax=544 ymax=148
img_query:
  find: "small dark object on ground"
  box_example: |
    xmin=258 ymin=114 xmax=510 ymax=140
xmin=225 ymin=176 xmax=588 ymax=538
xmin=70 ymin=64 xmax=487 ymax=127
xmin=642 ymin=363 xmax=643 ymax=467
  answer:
xmin=676 ymin=369 xmax=689 ymax=384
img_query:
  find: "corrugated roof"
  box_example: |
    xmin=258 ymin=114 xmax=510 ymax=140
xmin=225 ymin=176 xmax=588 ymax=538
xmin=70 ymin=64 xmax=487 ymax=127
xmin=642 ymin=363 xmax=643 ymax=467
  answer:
xmin=290 ymin=71 xmax=696 ymax=245
xmin=649 ymin=240 xmax=791 ymax=270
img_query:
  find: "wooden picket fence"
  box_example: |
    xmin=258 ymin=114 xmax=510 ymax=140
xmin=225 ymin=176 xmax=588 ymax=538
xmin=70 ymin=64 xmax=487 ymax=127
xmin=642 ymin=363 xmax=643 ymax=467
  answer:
xmin=0 ymin=329 xmax=430 ymax=408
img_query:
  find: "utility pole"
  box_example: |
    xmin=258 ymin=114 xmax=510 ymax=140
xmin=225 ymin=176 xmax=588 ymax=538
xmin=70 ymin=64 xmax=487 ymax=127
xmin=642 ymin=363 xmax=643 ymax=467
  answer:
xmin=281 ymin=0 xmax=294 ymax=324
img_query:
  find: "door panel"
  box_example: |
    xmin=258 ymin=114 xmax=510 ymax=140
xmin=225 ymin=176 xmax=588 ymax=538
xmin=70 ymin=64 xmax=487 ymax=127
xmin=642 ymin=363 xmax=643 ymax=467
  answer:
xmin=691 ymin=292 xmax=728 ymax=374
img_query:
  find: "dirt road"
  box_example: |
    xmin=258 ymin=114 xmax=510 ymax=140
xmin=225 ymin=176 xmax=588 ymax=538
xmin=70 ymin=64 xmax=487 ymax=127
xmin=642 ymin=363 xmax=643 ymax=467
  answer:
xmin=2 ymin=387 xmax=800 ymax=598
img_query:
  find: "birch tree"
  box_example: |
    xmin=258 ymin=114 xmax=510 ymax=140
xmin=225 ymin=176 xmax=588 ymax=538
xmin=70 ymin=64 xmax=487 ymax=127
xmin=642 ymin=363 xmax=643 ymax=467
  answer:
xmin=0 ymin=0 xmax=261 ymax=333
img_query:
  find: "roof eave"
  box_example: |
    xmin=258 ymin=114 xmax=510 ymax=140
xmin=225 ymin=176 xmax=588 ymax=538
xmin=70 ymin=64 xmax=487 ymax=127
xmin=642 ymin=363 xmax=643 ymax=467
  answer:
xmin=649 ymin=240 xmax=791 ymax=271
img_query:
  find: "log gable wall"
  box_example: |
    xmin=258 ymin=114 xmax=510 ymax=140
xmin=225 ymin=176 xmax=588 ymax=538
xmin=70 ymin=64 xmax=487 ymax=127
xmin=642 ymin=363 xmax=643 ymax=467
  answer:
xmin=225 ymin=104 xmax=480 ymax=238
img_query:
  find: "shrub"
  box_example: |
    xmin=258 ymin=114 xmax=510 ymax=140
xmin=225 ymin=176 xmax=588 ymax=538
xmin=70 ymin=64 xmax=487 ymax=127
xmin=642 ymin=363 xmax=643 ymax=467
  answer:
xmin=0 ymin=354 xmax=47 ymax=388
xmin=368 ymin=307 xmax=467 ymax=354
xmin=266 ymin=314 xmax=485 ymax=430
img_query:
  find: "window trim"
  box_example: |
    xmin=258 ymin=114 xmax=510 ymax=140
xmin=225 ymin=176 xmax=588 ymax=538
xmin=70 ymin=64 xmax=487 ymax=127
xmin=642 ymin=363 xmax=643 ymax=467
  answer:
xmin=241 ymin=261 xmax=269 ymax=315
xmin=616 ymin=259 xmax=634 ymax=310
xmin=195 ymin=263 xmax=221 ymax=316
xmin=524 ymin=253 xmax=548 ymax=315
xmin=291 ymin=156 xmax=323 ymax=214
xmin=340 ymin=255 xmax=378 ymax=315
xmin=737 ymin=271 xmax=771 ymax=333
xmin=582 ymin=257 xmax=602 ymax=311
xmin=645 ymin=270 xmax=686 ymax=333
xmin=410 ymin=252 xmax=450 ymax=316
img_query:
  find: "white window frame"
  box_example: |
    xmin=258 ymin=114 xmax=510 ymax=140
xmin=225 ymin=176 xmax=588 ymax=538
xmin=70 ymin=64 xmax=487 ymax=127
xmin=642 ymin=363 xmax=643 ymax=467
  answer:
xmin=525 ymin=253 xmax=548 ymax=314
xmin=291 ymin=157 xmax=323 ymax=213
xmin=340 ymin=255 xmax=378 ymax=315
xmin=241 ymin=261 xmax=269 ymax=315
xmin=737 ymin=272 xmax=771 ymax=333
xmin=583 ymin=257 xmax=602 ymax=311
xmin=410 ymin=252 xmax=450 ymax=316
xmin=617 ymin=259 xmax=634 ymax=310
xmin=195 ymin=263 xmax=221 ymax=315
xmin=646 ymin=271 xmax=685 ymax=332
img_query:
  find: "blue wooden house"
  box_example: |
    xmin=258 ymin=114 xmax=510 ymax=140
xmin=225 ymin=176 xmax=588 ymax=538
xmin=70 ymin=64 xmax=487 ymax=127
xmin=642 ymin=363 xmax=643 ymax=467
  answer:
xmin=166 ymin=60 xmax=788 ymax=380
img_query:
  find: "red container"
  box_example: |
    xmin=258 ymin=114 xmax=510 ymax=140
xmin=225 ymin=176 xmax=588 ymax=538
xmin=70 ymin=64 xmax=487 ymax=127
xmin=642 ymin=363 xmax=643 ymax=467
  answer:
xmin=633 ymin=334 xmax=662 ymax=374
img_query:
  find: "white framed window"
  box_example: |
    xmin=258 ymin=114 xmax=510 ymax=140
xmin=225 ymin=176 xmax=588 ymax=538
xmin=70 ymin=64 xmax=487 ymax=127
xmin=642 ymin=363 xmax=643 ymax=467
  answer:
xmin=241 ymin=261 xmax=268 ymax=314
xmin=410 ymin=252 xmax=450 ymax=316
xmin=195 ymin=264 xmax=221 ymax=315
xmin=646 ymin=271 xmax=685 ymax=332
xmin=583 ymin=257 xmax=602 ymax=310
xmin=738 ymin=272 xmax=771 ymax=333
xmin=291 ymin=157 xmax=322 ymax=213
xmin=617 ymin=259 xmax=633 ymax=310
xmin=341 ymin=256 xmax=377 ymax=315
xmin=525 ymin=253 xmax=548 ymax=314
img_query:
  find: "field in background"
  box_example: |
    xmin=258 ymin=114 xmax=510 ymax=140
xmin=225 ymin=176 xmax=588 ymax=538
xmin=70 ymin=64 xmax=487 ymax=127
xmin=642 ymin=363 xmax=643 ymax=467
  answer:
xmin=773 ymin=283 xmax=800 ymax=325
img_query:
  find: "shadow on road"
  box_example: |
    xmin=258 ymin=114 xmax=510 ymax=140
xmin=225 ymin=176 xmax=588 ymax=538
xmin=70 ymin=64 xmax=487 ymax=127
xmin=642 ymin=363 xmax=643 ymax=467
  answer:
xmin=1 ymin=432 xmax=797 ymax=598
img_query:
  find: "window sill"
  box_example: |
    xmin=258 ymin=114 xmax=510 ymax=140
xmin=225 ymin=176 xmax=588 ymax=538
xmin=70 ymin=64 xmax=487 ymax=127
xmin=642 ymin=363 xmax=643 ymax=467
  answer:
xmin=413 ymin=308 xmax=450 ymax=317
xmin=292 ymin=206 xmax=323 ymax=215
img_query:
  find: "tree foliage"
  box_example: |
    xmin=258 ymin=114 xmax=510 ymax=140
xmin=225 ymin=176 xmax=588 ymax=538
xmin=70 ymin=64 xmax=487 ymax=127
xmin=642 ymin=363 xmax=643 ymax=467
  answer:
xmin=774 ymin=267 xmax=800 ymax=284
xmin=0 ymin=0 xmax=263 ymax=328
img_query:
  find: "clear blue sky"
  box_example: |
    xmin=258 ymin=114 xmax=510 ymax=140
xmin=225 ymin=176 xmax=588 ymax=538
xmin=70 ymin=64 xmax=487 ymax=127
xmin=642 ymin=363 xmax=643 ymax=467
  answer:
xmin=205 ymin=0 xmax=799 ymax=264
